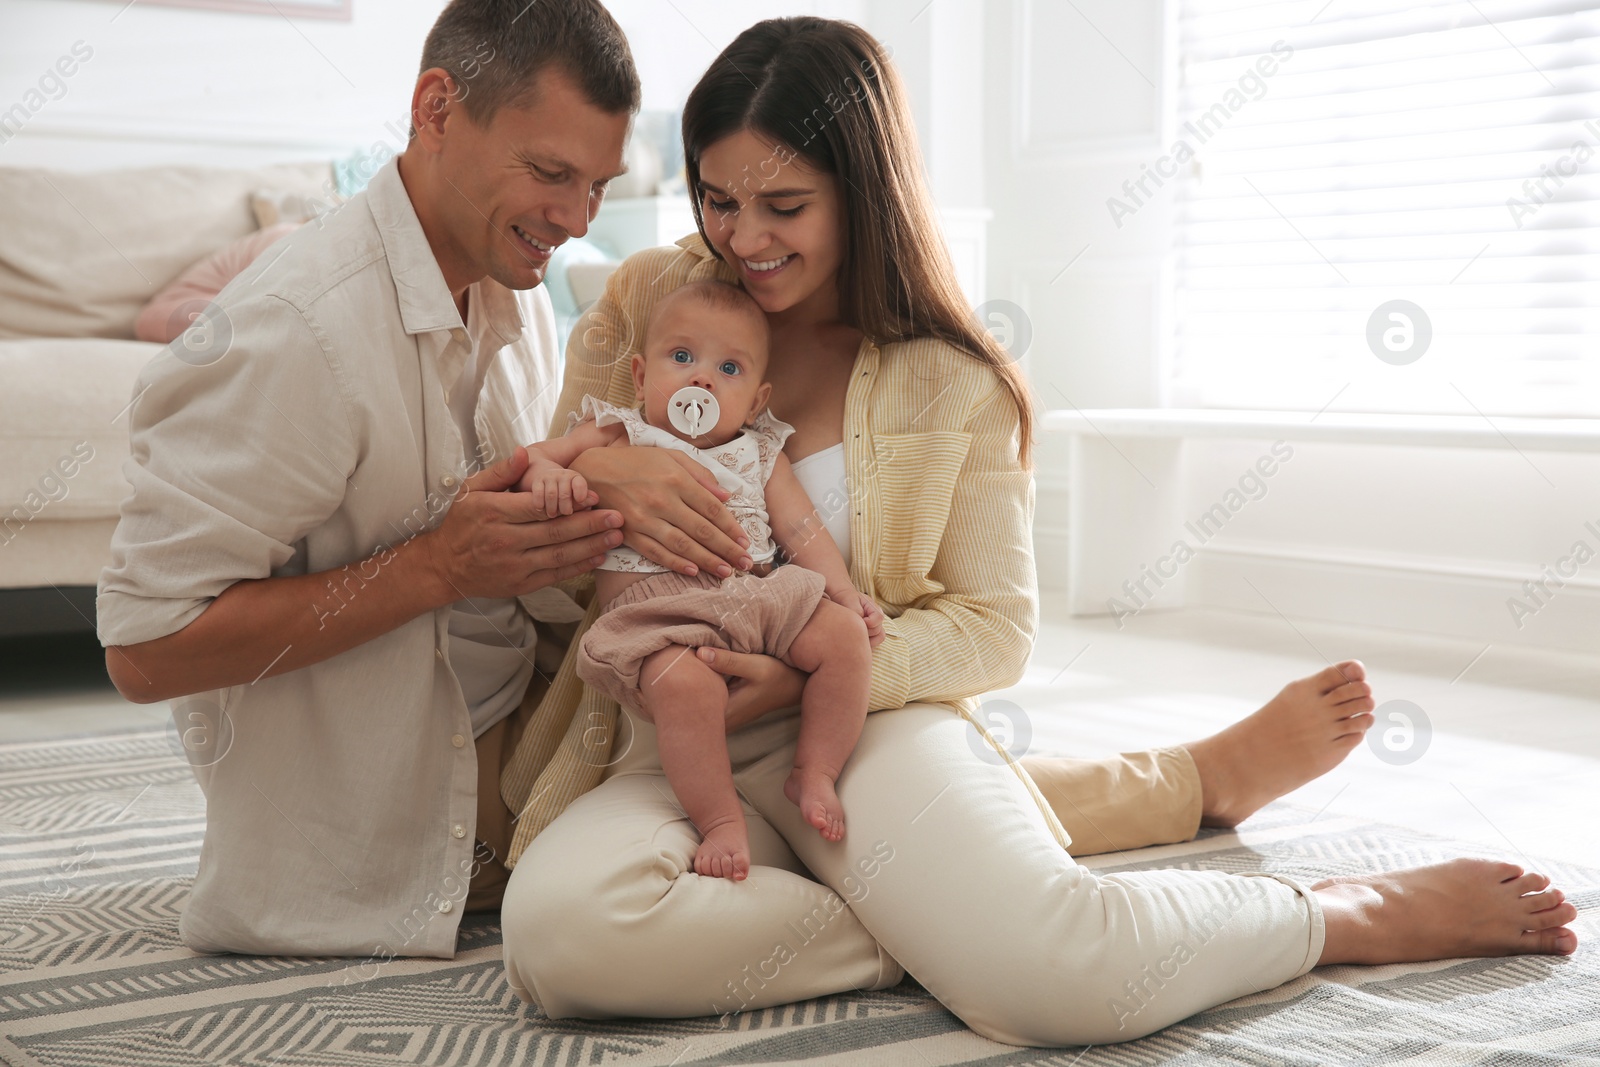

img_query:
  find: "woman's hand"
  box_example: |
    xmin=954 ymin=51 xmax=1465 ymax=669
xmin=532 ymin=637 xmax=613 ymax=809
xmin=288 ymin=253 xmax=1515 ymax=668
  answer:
xmin=695 ymin=647 xmax=808 ymax=733
xmin=570 ymin=446 xmax=753 ymax=578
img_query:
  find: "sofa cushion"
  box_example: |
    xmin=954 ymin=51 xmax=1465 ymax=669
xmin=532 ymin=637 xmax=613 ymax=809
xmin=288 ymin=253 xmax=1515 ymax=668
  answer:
xmin=0 ymin=338 xmax=165 ymax=522
xmin=251 ymin=186 xmax=344 ymax=229
xmin=0 ymin=161 xmax=333 ymax=341
xmin=135 ymin=222 xmax=302 ymax=344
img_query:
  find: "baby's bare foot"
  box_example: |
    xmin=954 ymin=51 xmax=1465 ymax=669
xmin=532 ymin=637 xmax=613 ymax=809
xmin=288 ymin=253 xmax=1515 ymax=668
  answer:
xmin=1316 ymin=858 xmax=1579 ymax=965
xmin=784 ymin=767 xmax=846 ymax=842
xmin=1187 ymin=660 xmax=1375 ymax=828
xmin=693 ymin=819 xmax=750 ymax=881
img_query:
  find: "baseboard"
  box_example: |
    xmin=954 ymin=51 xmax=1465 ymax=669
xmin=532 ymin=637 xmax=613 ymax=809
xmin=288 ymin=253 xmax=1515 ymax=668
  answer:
xmin=1188 ymin=542 xmax=1600 ymax=655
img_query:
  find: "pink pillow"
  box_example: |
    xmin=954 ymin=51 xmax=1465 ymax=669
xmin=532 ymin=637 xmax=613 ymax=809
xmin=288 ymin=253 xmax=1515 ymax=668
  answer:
xmin=135 ymin=222 xmax=302 ymax=343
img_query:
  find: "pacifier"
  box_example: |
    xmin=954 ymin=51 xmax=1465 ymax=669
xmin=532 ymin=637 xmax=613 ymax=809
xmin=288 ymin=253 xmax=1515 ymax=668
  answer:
xmin=667 ymin=386 xmax=720 ymax=439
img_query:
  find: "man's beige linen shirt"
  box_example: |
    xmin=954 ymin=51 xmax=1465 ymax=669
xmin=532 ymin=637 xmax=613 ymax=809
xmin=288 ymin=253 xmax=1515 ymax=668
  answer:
xmin=96 ymin=156 xmax=577 ymax=958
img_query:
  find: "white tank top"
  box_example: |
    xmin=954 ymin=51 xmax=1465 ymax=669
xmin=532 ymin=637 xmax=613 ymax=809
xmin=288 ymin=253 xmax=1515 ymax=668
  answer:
xmin=573 ymin=395 xmax=795 ymax=574
xmin=788 ymin=442 xmax=851 ymax=570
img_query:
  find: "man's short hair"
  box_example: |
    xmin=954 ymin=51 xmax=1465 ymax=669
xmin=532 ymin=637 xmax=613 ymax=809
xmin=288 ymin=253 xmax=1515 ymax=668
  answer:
xmin=647 ymin=280 xmax=771 ymax=365
xmin=418 ymin=0 xmax=640 ymax=128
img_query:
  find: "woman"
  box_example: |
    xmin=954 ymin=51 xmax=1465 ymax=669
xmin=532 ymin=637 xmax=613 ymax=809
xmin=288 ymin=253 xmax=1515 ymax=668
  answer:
xmin=499 ymin=17 xmax=1577 ymax=1046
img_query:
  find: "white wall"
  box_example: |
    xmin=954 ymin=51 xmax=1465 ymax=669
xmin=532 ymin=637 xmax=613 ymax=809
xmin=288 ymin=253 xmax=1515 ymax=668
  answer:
xmin=0 ymin=0 xmax=868 ymax=170
xmin=979 ymin=0 xmax=1173 ymax=601
xmin=0 ymin=0 xmax=447 ymax=168
xmin=608 ymin=0 xmax=865 ymax=112
xmin=854 ymin=0 xmax=984 ymax=210
xmin=971 ymin=0 xmax=1600 ymax=654
xmin=1180 ymin=442 xmax=1600 ymax=654
xmin=13 ymin=0 xmax=1585 ymax=652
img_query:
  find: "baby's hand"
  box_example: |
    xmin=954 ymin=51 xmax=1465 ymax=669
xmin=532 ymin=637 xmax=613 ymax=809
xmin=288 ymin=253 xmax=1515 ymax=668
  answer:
xmin=518 ymin=467 xmax=596 ymax=519
xmin=830 ymin=589 xmax=886 ymax=648
xmin=858 ymin=596 xmax=885 ymax=647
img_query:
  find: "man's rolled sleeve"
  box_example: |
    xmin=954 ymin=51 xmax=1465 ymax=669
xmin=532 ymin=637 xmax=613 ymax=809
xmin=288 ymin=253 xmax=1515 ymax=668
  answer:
xmin=97 ymin=293 xmax=358 ymax=648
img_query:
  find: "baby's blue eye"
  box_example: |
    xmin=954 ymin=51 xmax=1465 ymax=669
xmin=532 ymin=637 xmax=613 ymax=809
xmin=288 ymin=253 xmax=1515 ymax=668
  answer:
xmin=671 ymin=349 xmax=691 ymax=363
xmin=719 ymin=360 xmax=740 ymax=375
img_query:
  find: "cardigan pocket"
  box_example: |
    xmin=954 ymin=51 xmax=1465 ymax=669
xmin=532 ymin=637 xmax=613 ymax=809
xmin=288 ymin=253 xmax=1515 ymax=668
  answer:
xmin=867 ymin=431 xmax=972 ymax=607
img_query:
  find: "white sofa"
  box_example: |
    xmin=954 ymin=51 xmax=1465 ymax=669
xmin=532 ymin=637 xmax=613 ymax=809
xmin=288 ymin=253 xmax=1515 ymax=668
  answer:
xmin=0 ymin=161 xmax=334 ymax=635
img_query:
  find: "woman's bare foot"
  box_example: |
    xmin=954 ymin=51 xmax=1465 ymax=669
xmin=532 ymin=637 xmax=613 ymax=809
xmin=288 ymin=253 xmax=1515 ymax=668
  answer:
xmin=1316 ymin=858 xmax=1579 ymax=964
xmin=694 ymin=817 xmax=751 ymax=881
xmin=1186 ymin=660 xmax=1375 ymax=827
xmin=784 ymin=767 xmax=846 ymax=842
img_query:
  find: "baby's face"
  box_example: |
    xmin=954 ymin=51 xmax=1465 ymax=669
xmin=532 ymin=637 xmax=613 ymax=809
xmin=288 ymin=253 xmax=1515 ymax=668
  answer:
xmin=632 ymin=298 xmax=771 ymax=446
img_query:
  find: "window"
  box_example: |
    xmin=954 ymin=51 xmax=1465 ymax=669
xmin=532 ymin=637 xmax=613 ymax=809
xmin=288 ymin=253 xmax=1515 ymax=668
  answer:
xmin=1170 ymin=1 xmax=1600 ymax=416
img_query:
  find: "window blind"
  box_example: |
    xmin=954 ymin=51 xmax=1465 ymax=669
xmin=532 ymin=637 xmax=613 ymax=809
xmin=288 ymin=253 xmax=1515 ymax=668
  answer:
xmin=1170 ymin=0 xmax=1600 ymax=417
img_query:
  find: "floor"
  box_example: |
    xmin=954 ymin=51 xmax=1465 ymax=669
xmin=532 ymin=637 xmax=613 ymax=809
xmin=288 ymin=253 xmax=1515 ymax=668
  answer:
xmin=4 ymin=602 xmax=1599 ymax=875
xmin=993 ymin=603 xmax=1600 ymax=873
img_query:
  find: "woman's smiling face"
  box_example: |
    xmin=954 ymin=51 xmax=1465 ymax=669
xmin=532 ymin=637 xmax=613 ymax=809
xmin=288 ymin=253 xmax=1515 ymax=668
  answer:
xmin=695 ymin=129 xmax=847 ymax=318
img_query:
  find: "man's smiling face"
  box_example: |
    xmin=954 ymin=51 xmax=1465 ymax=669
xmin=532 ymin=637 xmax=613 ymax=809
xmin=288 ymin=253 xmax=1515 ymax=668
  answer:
xmin=408 ymin=63 xmax=631 ymax=293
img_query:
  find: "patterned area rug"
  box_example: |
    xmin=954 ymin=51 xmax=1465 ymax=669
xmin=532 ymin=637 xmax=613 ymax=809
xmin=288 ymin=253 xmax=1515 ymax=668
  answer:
xmin=2 ymin=727 xmax=1598 ymax=1066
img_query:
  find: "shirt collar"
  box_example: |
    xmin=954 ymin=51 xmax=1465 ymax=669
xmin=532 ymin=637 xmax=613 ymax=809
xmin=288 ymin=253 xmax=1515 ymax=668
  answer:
xmin=675 ymin=231 xmax=715 ymax=259
xmin=366 ymin=155 xmax=527 ymax=347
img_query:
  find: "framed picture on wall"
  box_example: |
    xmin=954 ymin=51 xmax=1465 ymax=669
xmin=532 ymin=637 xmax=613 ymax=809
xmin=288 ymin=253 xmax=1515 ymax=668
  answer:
xmin=124 ymin=0 xmax=351 ymax=18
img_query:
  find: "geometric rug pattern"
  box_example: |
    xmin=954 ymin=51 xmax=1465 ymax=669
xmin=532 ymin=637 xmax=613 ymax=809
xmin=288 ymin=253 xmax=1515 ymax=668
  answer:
xmin=2 ymin=727 xmax=1597 ymax=1066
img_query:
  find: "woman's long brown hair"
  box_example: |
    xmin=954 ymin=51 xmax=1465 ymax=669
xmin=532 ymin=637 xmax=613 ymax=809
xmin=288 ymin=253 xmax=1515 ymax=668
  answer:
xmin=682 ymin=17 xmax=1036 ymax=466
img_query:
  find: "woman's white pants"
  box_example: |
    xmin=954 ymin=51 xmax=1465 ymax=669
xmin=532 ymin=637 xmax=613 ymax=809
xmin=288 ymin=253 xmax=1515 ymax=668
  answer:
xmin=501 ymin=702 xmax=1325 ymax=1046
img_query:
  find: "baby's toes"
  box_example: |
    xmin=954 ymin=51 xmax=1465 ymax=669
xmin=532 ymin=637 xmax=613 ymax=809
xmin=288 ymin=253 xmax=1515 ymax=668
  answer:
xmin=695 ymin=842 xmax=727 ymax=879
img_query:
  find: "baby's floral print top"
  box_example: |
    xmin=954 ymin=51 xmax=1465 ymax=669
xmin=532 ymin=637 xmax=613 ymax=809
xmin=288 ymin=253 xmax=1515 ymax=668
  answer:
xmin=568 ymin=394 xmax=795 ymax=574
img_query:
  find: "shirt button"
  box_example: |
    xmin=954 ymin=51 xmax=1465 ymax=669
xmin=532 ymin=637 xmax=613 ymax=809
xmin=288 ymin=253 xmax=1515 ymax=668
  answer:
xmin=441 ymin=475 xmax=457 ymax=489
xmin=436 ymin=648 xmax=444 ymax=661
xmin=451 ymin=733 xmax=466 ymax=748
xmin=438 ymin=899 xmax=454 ymax=913
xmin=452 ymin=823 xmax=467 ymax=839
xmin=444 ymin=389 xmax=451 ymax=403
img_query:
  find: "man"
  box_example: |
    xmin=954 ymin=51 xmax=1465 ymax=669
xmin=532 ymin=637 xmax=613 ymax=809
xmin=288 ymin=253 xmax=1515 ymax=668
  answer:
xmin=98 ymin=0 xmax=746 ymax=958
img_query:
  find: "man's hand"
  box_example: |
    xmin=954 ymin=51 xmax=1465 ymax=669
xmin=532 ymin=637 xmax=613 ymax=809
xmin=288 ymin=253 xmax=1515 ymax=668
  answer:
xmin=421 ymin=447 xmax=624 ymax=600
xmin=570 ymin=445 xmax=752 ymax=579
xmin=695 ymin=647 xmax=808 ymax=733
xmin=105 ymin=447 xmax=622 ymax=705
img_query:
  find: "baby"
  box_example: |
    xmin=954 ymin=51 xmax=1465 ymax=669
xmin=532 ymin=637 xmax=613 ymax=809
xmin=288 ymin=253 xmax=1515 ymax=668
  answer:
xmin=519 ymin=280 xmax=884 ymax=881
